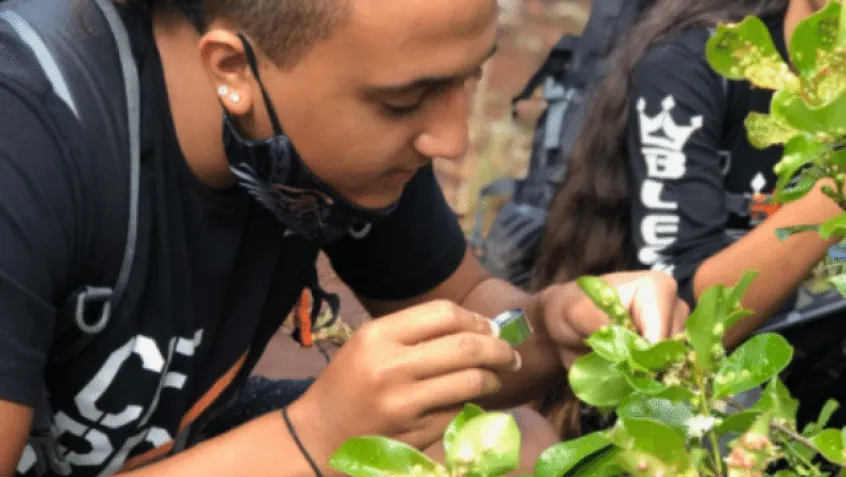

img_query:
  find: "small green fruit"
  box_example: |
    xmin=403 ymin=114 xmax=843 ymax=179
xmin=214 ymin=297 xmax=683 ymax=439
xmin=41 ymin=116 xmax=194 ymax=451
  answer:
xmin=446 ymin=412 xmax=521 ymax=477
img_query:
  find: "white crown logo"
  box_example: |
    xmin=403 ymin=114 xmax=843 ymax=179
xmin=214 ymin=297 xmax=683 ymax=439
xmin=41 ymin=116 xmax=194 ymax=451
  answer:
xmin=637 ymin=96 xmax=703 ymax=152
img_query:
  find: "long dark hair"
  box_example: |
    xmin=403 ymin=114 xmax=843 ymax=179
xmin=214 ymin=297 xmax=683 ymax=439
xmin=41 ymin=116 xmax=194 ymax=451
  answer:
xmin=529 ymin=0 xmax=789 ymax=440
xmin=531 ymin=0 xmax=789 ymax=292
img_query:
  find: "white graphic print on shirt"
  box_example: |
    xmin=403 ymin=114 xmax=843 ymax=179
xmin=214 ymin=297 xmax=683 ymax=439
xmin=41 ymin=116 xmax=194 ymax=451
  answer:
xmin=18 ymin=329 xmax=204 ymax=477
xmin=636 ymin=95 xmax=703 ymax=274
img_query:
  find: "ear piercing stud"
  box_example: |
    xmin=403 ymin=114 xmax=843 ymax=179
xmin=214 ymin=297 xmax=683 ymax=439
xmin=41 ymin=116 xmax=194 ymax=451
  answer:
xmin=217 ymin=85 xmax=241 ymax=104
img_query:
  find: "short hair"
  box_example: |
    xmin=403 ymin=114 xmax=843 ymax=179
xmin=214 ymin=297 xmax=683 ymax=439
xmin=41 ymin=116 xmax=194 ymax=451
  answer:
xmin=124 ymin=0 xmax=352 ymax=69
xmin=201 ymin=0 xmax=351 ymax=69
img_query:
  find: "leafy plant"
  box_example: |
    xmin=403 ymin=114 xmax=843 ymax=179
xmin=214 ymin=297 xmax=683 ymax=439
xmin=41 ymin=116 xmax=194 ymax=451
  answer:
xmin=329 ymin=274 xmax=844 ymax=477
xmin=328 ymin=3 xmax=846 ymax=476
xmin=705 ymin=0 xmax=846 ymax=293
xmin=329 ymin=403 xmax=522 ymax=477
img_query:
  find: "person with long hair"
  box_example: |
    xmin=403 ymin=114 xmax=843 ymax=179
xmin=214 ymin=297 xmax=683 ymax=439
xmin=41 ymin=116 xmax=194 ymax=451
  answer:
xmin=532 ymin=0 xmax=840 ymax=438
xmin=0 ymin=0 xmax=691 ymax=475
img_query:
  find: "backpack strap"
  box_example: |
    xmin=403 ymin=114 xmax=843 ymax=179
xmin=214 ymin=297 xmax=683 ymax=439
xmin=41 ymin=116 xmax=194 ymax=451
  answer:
xmin=1 ymin=0 xmax=141 ymax=474
xmin=52 ymin=0 xmax=142 ymax=362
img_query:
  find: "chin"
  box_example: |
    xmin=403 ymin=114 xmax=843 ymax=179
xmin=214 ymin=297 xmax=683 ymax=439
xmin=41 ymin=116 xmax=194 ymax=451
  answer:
xmin=351 ymin=189 xmax=406 ymax=210
xmin=346 ymin=180 xmax=411 ymax=210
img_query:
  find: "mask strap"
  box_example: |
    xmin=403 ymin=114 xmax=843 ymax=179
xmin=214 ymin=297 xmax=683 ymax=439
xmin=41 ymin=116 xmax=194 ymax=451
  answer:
xmin=236 ymin=33 xmax=285 ymax=137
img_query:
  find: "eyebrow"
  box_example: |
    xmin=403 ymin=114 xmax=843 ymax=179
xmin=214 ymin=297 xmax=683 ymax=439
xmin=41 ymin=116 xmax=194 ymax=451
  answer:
xmin=369 ymin=42 xmax=499 ymax=95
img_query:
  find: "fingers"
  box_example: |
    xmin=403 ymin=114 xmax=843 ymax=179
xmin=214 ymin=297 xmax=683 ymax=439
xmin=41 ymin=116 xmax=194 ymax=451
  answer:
xmin=406 ymin=368 xmax=503 ymax=412
xmin=380 ymin=300 xmax=495 ymax=345
xmin=403 ymin=332 xmax=521 ymax=379
xmin=398 ymin=406 xmax=466 ymax=451
xmin=670 ymin=299 xmax=690 ymax=336
xmin=544 ymin=283 xmax=612 ymax=346
xmin=621 ymin=272 xmax=679 ymax=344
xmin=559 ymin=345 xmax=590 ymax=369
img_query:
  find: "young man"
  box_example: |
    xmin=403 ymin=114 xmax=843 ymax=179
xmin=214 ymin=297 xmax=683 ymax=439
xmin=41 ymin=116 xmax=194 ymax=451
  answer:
xmin=0 ymin=0 xmax=688 ymax=475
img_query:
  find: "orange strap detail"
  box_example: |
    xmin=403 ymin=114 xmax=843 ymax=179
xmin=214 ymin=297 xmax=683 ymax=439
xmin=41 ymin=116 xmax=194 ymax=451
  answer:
xmin=297 ymin=288 xmax=314 ymax=347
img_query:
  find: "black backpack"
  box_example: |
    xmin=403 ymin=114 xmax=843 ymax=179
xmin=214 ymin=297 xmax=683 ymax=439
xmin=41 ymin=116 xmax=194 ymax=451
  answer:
xmin=469 ymin=0 xmax=654 ymax=289
xmin=0 ymin=3 xmax=341 ymax=474
xmin=0 ymin=0 xmax=141 ymax=474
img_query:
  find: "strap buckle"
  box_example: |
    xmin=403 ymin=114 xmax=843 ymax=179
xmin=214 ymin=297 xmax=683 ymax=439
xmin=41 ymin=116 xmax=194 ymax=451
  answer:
xmin=73 ymin=286 xmax=114 ymax=335
xmin=29 ymin=426 xmax=71 ymax=476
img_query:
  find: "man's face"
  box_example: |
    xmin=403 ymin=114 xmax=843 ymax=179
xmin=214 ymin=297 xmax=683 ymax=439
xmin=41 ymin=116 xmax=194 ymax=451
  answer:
xmin=254 ymin=0 xmax=499 ymax=209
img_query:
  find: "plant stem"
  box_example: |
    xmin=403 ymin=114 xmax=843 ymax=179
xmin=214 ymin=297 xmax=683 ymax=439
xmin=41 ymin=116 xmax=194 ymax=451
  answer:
xmin=783 ymin=441 xmax=823 ymax=476
xmin=707 ymin=429 xmax=724 ymax=477
xmin=771 ymin=422 xmax=823 ymax=455
xmin=724 ymin=397 xmax=846 ymax=471
xmin=694 ymin=372 xmax=724 ymax=477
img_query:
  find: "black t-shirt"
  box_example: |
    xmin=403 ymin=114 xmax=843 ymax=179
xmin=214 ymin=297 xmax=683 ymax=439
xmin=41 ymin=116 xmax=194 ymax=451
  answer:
xmin=0 ymin=7 xmax=466 ymax=477
xmin=628 ymin=13 xmax=791 ymax=304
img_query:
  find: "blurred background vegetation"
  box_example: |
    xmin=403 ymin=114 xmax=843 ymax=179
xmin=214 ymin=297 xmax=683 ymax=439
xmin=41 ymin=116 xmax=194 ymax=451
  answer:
xmin=435 ymin=0 xmax=591 ymax=234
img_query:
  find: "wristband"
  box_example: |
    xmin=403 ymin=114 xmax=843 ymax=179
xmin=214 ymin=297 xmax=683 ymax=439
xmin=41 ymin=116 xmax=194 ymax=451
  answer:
xmin=281 ymin=406 xmax=324 ymax=477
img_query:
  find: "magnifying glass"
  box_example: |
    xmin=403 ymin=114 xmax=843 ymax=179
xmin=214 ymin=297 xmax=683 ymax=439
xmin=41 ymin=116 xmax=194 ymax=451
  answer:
xmin=490 ymin=309 xmax=533 ymax=347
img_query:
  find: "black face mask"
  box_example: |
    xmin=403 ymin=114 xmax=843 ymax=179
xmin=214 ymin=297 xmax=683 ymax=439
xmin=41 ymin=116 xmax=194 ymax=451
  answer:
xmin=222 ymin=33 xmax=399 ymax=245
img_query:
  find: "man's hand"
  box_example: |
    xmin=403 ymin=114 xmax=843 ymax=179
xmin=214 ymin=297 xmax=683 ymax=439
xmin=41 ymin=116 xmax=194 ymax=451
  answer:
xmin=537 ymin=270 xmax=689 ymax=368
xmin=286 ymin=300 xmax=522 ymax=469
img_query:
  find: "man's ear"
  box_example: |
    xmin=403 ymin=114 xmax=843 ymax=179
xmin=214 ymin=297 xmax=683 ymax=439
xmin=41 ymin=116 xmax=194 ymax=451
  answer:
xmin=198 ymin=28 xmax=255 ymax=117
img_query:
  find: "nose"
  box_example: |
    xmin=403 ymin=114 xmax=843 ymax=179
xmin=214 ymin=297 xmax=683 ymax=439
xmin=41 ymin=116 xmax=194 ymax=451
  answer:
xmin=414 ymin=83 xmax=471 ymax=161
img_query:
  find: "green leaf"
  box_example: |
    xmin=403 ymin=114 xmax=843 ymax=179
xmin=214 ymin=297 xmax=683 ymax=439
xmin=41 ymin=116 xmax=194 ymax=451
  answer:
xmin=607 ymin=418 xmax=690 ymax=471
xmin=329 ymin=436 xmax=446 ymax=477
xmin=533 ymin=432 xmax=610 ymax=477
xmin=829 ymin=273 xmax=846 ymax=298
xmin=820 ymin=214 xmax=846 ymax=240
xmin=751 ymin=378 xmax=799 ymax=429
xmin=621 ymin=369 xmax=667 ymax=396
xmin=443 ymin=403 xmax=485 ymax=455
xmin=776 ymin=223 xmax=821 ymax=241
xmin=810 ymin=429 xmax=846 ymax=465
xmin=446 ymin=412 xmax=521 ymax=476
xmin=796 ymin=1 xmax=846 ymax=105
xmin=772 ymin=134 xmax=829 ymax=202
xmin=840 ymin=0 xmax=846 ymax=48
xmin=713 ymin=333 xmax=794 ymax=399
xmin=685 ymin=286 xmax=724 ymax=372
xmin=585 ymin=326 xmax=648 ymax=364
xmin=726 ymin=270 xmax=759 ymax=310
xmin=773 ymin=88 xmax=846 ymax=138
xmin=569 ymin=353 xmax=636 ymax=407
xmin=724 ymin=271 xmax=759 ymax=330
xmin=651 ymin=385 xmax=697 ymax=403
xmin=724 ymin=308 xmax=755 ymax=332
xmin=777 ymin=169 xmax=825 ymax=204
xmin=745 ymin=112 xmax=800 ymax=149
xmin=770 ymin=91 xmax=824 ymax=134
xmin=716 ymin=410 xmax=760 ymax=436
xmin=629 ymin=340 xmax=686 ymax=371
xmin=616 ymin=398 xmax=695 ymax=438
xmin=812 ymin=400 xmax=841 ymax=435
xmin=567 ymin=447 xmax=624 ymax=477
xmin=615 ymin=450 xmax=676 ymax=477
xmin=689 ymin=448 xmax=710 ymax=470
xmin=706 ymin=16 xmax=800 ymax=91
xmin=788 ymin=0 xmax=841 ymax=78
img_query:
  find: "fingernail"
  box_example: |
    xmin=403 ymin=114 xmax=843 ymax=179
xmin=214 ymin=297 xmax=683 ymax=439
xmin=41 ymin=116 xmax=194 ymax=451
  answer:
xmin=488 ymin=319 xmax=501 ymax=338
xmin=646 ymin=329 xmax=660 ymax=344
xmin=510 ymin=351 xmax=522 ymax=372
